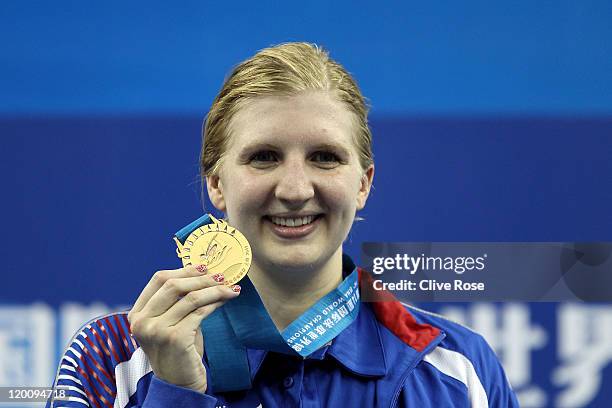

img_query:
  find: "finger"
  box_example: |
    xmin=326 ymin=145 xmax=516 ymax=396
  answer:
xmin=162 ymin=284 xmax=240 ymax=326
xmin=173 ymin=299 xmax=228 ymax=335
xmin=140 ymin=273 xmax=227 ymax=318
xmin=130 ymin=265 xmax=208 ymax=316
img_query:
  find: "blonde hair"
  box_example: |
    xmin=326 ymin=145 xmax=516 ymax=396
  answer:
xmin=200 ymin=42 xmax=373 ymax=179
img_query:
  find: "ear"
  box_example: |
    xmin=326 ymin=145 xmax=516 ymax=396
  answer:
xmin=356 ymin=164 xmax=374 ymax=211
xmin=206 ymin=174 xmax=227 ymax=213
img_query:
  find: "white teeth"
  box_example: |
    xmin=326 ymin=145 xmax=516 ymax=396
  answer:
xmin=270 ymin=215 xmax=316 ymax=227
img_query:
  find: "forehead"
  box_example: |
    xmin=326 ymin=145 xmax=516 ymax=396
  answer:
xmin=227 ymin=91 xmax=356 ymax=150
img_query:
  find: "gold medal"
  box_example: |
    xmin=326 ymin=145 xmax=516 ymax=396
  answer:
xmin=174 ymin=215 xmax=252 ymax=286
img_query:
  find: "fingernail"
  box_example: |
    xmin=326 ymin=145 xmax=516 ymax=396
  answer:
xmin=232 ymin=285 xmax=241 ymax=293
xmin=195 ymin=264 xmax=207 ymax=273
xmin=211 ymin=273 xmax=224 ymax=283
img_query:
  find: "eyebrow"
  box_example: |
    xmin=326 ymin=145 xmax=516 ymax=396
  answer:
xmin=237 ymin=142 xmax=277 ymax=159
xmin=311 ymin=142 xmax=351 ymax=156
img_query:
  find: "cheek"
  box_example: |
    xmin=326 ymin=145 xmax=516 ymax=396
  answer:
xmin=319 ymin=174 xmax=362 ymax=212
xmin=225 ymin=174 xmax=272 ymax=213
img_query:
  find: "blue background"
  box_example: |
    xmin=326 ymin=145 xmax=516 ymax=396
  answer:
xmin=1 ymin=1 xmax=611 ymax=407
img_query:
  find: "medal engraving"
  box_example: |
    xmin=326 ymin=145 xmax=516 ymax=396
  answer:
xmin=175 ymin=217 xmax=251 ymax=286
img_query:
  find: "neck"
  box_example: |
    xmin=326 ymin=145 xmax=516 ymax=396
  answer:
xmin=248 ymin=248 xmax=344 ymax=330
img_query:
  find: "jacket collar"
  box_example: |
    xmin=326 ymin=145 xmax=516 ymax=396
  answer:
xmin=245 ymin=299 xmax=388 ymax=379
xmin=246 ymin=254 xmax=387 ymax=379
xmin=325 ymin=300 xmax=387 ymax=377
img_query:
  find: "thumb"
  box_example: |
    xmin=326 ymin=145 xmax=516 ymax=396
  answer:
xmin=196 ymin=327 xmax=204 ymax=357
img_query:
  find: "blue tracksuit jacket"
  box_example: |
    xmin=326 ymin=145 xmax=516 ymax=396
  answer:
xmin=46 ymin=268 xmax=519 ymax=407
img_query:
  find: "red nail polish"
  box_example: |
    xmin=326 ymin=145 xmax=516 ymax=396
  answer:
xmin=212 ymin=273 xmax=224 ymax=282
xmin=195 ymin=264 xmax=207 ymax=273
xmin=232 ymin=285 xmax=241 ymax=293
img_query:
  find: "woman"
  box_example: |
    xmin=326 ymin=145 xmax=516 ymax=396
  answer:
xmin=48 ymin=42 xmax=518 ymax=407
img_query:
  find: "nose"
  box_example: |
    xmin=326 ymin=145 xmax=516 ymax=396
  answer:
xmin=274 ymin=158 xmax=315 ymax=207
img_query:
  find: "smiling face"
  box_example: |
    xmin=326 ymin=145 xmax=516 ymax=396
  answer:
xmin=206 ymin=91 xmax=374 ymax=274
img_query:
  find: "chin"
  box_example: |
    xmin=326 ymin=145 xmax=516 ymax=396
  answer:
xmin=262 ymin=248 xmax=322 ymax=271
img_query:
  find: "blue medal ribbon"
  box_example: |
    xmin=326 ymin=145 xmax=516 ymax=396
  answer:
xmin=175 ymin=214 xmax=360 ymax=392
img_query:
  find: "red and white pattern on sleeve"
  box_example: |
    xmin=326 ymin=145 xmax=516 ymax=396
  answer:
xmin=48 ymin=311 xmax=153 ymax=408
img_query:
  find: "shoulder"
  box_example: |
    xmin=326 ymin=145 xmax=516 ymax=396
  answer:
xmin=397 ymin=303 xmax=520 ymax=408
xmin=48 ymin=310 xmax=153 ymax=408
xmin=61 ymin=310 xmax=141 ymax=369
